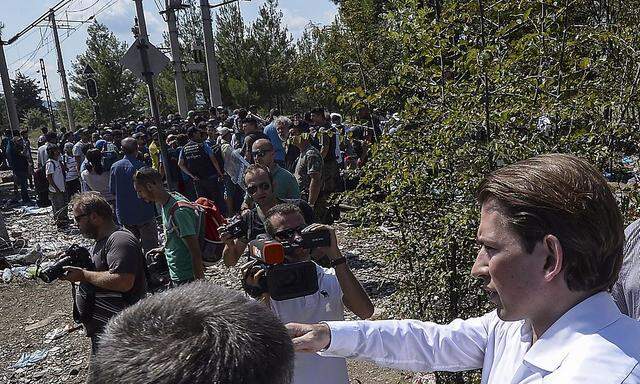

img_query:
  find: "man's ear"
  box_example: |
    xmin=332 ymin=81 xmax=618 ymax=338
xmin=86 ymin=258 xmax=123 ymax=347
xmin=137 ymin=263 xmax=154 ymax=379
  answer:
xmin=542 ymin=234 xmax=563 ymax=282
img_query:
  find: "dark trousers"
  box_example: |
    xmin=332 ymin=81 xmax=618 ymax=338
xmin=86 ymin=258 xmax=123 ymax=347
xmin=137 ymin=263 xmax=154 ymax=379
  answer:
xmin=65 ymin=178 xmax=81 ymax=200
xmin=14 ymin=171 xmax=30 ymax=203
xmin=194 ymin=177 xmax=226 ymax=216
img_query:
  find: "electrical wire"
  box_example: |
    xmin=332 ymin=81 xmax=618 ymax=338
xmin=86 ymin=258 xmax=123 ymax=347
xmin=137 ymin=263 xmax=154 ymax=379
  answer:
xmin=66 ymin=0 xmax=102 ymax=14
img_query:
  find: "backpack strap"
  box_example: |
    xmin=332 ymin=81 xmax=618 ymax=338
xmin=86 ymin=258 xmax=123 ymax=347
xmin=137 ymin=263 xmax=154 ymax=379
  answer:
xmin=168 ymin=199 xmax=202 ymax=238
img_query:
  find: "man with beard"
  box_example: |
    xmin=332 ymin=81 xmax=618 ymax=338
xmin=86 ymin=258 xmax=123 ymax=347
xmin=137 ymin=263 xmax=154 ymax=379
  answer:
xmin=62 ymin=192 xmax=146 ymax=354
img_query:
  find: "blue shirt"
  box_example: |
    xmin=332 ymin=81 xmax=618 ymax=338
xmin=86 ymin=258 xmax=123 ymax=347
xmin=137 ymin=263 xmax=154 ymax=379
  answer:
xmin=264 ymin=123 xmax=285 ymax=162
xmin=109 ymin=155 xmax=156 ymax=225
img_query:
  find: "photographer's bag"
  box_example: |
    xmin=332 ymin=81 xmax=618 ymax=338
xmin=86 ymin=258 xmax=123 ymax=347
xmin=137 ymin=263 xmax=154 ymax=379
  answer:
xmin=168 ymin=196 xmax=227 ymax=265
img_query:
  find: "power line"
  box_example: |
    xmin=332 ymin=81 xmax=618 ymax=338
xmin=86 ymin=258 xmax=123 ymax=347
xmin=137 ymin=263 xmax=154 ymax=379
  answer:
xmin=5 ymin=0 xmax=76 ymax=45
xmin=66 ymin=0 xmax=102 ymax=14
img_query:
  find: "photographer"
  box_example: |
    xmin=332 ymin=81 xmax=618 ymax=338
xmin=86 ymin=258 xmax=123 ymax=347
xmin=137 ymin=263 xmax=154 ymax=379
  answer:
xmin=221 ymin=164 xmax=314 ymax=267
xmin=61 ymin=192 xmax=146 ymax=353
xmin=244 ymin=203 xmax=374 ymax=384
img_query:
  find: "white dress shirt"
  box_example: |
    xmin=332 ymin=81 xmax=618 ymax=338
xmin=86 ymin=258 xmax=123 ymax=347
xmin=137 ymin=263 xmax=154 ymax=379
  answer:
xmin=271 ymin=264 xmax=349 ymax=384
xmin=321 ymin=292 xmax=640 ymax=383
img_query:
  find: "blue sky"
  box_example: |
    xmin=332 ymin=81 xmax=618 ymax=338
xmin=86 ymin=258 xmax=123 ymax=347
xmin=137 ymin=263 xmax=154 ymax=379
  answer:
xmin=1 ymin=0 xmax=338 ymax=101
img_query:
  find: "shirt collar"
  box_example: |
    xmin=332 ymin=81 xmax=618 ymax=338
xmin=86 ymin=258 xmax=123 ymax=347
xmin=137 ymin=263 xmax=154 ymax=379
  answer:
xmin=523 ymin=291 xmax=622 ymax=372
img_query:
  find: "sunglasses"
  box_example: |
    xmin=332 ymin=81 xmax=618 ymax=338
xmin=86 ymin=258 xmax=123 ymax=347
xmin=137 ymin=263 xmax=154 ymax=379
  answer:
xmin=274 ymin=225 xmax=306 ymax=241
xmin=251 ymin=149 xmax=272 ymax=158
xmin=246 ymin=182 xmax=271 ymax=195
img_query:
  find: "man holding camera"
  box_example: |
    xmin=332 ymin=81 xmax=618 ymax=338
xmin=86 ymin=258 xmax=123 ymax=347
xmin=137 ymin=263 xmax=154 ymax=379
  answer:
xmin=221 ymin=164 xmax=314 ymax=267
xmin=61 ymin=192 xmax=146 ymax=353
xmin=243 ymin=203 xmax=374 ymax=384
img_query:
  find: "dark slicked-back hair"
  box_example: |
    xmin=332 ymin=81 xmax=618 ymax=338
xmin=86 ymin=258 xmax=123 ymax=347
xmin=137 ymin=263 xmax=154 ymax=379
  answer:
xmin=477 ymin=153 xmax=624 ymax=292
xmin=264 ymin=203 xmax=304 ymax=237
xmin=133 ymin=166 xmax=163 ymax=187
xmin=87 ymin=282 xmax=294 ymax=384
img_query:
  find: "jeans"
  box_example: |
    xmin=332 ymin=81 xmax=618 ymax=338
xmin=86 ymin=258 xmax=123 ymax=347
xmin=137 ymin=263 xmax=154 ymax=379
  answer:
xmin=14 ymin=171 xmax=30 ymax=203
xmin=65 ymin=178 xmax=81 ymax=200
xmin=50 ymin=191 xmax=69 ymax=225
xmin=124 ymin=219 xmax=159 ymax=258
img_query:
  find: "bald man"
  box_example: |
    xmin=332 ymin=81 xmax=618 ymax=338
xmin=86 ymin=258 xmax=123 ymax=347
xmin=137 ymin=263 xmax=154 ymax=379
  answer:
xmin=242 ymin=139 xmax=300 ymax=209
xmin=109 ymin=137 xmax=159 ymax=256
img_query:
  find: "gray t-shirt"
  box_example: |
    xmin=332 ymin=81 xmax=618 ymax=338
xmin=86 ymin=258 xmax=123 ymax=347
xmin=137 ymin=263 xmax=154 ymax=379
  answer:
xmin=91 ymin=229 xmax=147 ymax=304
xmin=612 ymin=219 xmax=640 ymax=319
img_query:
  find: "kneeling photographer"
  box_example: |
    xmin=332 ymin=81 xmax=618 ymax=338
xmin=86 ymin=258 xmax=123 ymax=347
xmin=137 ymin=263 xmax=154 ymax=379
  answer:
xmin=221 ymin=164 xmax=315 ymax=267
xmin=242 ymin=203 xmax=374 ymax=384
xmin=53 ymin=192 xmax=146 ymax=353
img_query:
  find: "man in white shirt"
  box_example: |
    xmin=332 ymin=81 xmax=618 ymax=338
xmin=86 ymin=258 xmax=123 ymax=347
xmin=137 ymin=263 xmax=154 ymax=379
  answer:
xmin=45 ymin=144 xmax=69 ymax=228
xmin=287 ymin=154 xmax=640 ymax=383
xmin=244 ymin=203 xmax=374 ymax=384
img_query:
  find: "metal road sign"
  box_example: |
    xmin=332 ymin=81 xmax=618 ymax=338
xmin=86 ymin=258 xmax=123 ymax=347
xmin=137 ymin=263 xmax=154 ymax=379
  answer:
xmin=120 ymin=39 xmax=170 ymax=81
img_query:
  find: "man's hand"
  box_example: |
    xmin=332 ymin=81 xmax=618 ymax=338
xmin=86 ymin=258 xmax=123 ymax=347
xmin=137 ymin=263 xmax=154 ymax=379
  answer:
xmin=239 ymin=260 xmax=265 ymax=288
xmin=286 ymin=322 xmax=331 ymax=353
xmin=59 ymin=266 xmax=87 ymax=283
xmin=304 ymin=223 xmax=340 ymax=261
xmin=218 ymin=225 xmax=236 ymax=245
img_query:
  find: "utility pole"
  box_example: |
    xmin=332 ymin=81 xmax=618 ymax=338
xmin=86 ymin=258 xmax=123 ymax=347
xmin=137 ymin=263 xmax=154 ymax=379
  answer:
xmin=39 ymin=59 xmax=56 ymax=130
xmin=164 ymin=3 xmax=188 ymax=116
xmin=200 ymin=0 xmax=223 ymax=107
xmin=0 ymin=41 xmax=20 ymax=134
xmin=50 ymin=9 xmax=75 ymax=132
xmin=132 ymin=0 xmax=175 ymax=190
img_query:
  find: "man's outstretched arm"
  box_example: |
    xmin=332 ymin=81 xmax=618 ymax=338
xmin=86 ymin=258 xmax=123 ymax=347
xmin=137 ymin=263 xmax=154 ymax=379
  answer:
xmin=286 ymin=314 xmax=493 ymax=373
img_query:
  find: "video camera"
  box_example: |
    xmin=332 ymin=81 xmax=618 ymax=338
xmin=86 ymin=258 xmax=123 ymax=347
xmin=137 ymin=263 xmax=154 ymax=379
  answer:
xmin=243 ymin=239 xmax=317 ymax=301
xmin=38 ymin=245 xmax=93 ymax=283
xmin=224 ymin=215 xmax=247 ymax=240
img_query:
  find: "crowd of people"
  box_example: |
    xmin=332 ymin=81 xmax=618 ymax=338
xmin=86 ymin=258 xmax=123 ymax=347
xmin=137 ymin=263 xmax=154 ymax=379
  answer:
xmin=1 ymin=105 xmax=384 ymax=384
xmin=3 ymin=107 xmax=640 ymax=383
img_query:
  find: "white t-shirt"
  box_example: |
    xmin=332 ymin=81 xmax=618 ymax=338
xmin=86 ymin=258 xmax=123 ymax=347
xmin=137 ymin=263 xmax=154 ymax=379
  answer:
xmin=72 ymin=141 xmax=85 ymax=164
xmin=45 ymin=158 xmax=65 ymax=193
xmin=270 ymin=264 xmax=349 ymax=384
xmin=63 ymin=154 xmax=79 ymax=181
xmin=81 ymin=169 xmax=114 ymax=202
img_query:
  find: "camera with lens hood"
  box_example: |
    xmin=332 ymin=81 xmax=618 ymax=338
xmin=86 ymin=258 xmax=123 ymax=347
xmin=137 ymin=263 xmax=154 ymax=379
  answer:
xmin=38 ymin=244 xmax=93 ymax=283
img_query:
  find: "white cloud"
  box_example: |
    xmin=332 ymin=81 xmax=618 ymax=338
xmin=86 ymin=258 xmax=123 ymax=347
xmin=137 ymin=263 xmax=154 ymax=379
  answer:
xmin=281 ymin=8 xmax=311 ymax=33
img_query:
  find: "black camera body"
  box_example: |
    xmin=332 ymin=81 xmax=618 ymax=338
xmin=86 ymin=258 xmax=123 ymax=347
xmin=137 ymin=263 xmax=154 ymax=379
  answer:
xmin=282 ymin=229 xmax=331 ymax=254
xmin=225 ymin=215 xmax=247 ymax=239
xmin=245 ymin=239 xmax=318 ymax=301
xmin=39 ymin=244 xmax=93 ymax=283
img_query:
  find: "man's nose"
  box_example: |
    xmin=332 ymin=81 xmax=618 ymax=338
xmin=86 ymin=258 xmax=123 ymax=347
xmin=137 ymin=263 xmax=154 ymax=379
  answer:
xmin=471 ymin=250 xmax=489 ymax=280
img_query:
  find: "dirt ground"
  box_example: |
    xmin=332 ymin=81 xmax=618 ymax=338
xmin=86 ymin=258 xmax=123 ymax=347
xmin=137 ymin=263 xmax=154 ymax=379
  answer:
xmin=0 ymin=182 xmax=432 ymax=383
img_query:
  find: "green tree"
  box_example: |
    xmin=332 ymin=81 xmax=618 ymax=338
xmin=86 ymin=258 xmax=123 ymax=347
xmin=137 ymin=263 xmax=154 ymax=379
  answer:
xmin=247 ymin=0 xmax=295 ymax=111
xmin=334 ymin=1 xmax=640 ymax=383
xmin=69 ymin=21 xmax=139 ymax=125
xmin=11 ymin=72 xmax=45 ymax=119
xmin=215 ymin=2 xmax=257 ymax=107
xmin=20 ymin=108 xmax=49 ymax=132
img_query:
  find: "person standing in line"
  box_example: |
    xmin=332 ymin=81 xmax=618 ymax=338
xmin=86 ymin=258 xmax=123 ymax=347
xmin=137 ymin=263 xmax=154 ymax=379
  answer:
xmin=45 ymin=144 xmax=69 ymax=228
xmin=109 ymin=138 xmax=159 ymax=256
xmin=63 ymin=142 xmax=81 ymax=199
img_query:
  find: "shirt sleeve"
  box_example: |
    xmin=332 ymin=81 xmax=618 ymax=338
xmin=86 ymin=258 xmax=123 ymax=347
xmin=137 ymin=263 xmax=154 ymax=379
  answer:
xmin=203 ymin=143 xmax=213 ymax=156
xmin=73 ymin=143 xmax=83 ymax=157
xmin=109 ymin=166 xmax=116 ymax=195
xmin=173 ymin=207 xmax=198 ymax=238
xmin=105 ymin=232 xmax=143 ymax=276
xmin=320 ymin=314 xmax=492 ymax=372
xmin=45 ymin=160 xmax=54 ymax=175
xmin=307 ymin=152 xmax=323 ymax=175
